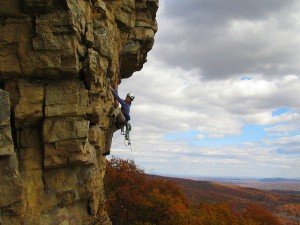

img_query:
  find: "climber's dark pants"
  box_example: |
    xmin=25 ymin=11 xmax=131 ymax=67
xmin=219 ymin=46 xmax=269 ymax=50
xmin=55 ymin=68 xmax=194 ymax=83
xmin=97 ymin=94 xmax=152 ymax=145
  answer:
xmin=103 ymin=108 xmax=126 ymax=156
xmin=112 ymin=107 xmax=126 ymax=132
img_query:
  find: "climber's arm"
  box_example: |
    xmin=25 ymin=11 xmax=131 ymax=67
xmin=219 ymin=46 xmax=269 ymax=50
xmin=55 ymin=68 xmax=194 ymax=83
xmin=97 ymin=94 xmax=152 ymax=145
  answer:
xmin=110 ymin=87 xmax=126 ymax=107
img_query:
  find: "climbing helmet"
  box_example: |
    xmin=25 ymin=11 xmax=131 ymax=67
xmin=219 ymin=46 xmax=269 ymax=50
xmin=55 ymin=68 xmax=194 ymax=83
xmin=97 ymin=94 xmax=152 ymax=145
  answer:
xmin=127 ymin=92 xmax=135 ymax=101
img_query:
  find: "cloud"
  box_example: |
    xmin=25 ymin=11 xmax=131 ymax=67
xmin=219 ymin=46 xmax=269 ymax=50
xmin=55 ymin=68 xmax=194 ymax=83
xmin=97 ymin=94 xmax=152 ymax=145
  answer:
xmin=112 ymin=132 xmax=299 ymax=177
xmin=272 ymin=135 xmax=300 ymax=154
xmin=122 ymin=59 xmax=300 ymax=136
xmin=265 ymin=124 xmax=300 ymax=136
xmin=113 ymin=58 xmax=300 ymax=177
xmin=155 ymin=0 xmax=300 ymax=79
xmin=111 ymin=1 xmax=300 ymax=178
xmin=164 ymin=0 xmax=296 ymax=21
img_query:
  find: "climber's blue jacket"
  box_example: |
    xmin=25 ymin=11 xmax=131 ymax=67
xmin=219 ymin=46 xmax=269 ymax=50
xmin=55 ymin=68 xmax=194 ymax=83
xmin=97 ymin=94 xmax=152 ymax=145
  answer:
xmin=111 ymin=89 xmax=131 ymax=121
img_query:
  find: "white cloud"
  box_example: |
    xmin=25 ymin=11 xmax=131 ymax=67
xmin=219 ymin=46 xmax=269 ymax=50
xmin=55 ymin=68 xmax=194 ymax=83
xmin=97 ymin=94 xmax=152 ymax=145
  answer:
xmin=265 ymin=124 xmax=300 ymax=136
xmin=111 ymin=0 xmax=300 ymax=178
xmin=270 ymin=135 xmax=300 ymax=155
xmin=244 ymin=111 xmax=300 ymax=125
xmin=112 ymin=58 xmax=300 ymax=177
xmin=120 ymin=58 xmax=300 ymax=135
xmin=273 ymin=135 xmax=300 ymax=146
xmin=195 ymin=134 xmax=205 ymax=140
xmin=155 ymin=0 xmax=300 ymax=79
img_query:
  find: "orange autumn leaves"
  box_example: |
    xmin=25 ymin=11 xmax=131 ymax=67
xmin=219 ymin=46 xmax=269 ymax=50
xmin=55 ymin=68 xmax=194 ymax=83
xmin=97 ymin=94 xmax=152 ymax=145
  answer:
xmin=104 ymin=157 xmax=282 ymax=225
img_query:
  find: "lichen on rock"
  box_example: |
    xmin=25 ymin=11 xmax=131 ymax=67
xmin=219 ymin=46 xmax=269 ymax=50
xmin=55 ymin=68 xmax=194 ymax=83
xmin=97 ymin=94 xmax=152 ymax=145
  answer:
xmin=0 ymin=0 xmax=158 ymax=224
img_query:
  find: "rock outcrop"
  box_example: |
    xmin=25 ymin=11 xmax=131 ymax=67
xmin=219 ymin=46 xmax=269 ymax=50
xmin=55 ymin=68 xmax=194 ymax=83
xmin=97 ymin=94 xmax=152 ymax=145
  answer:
xmin=0 ymin=0 xmax=158 ymax=224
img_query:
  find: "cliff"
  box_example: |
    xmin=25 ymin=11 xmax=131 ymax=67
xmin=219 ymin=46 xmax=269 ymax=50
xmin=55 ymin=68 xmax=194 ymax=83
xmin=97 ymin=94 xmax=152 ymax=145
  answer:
xmin=0 ymin=0 xmax=158 ymax=224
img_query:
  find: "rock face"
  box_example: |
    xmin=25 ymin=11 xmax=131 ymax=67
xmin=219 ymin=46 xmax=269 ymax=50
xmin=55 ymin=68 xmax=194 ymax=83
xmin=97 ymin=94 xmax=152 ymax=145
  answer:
xmin=0 ymin=0 xmax=158 ymax=224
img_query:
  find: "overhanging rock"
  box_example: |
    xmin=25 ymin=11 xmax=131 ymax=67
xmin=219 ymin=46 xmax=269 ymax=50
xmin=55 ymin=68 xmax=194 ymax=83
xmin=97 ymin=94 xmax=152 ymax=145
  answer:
xmin=0 ymin=0 xmax=158 ymax=224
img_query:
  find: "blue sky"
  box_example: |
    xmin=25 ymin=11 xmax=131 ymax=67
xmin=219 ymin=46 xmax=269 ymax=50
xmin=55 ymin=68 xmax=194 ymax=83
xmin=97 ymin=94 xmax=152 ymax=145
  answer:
xmin=272 ymin=107 xmax=291 ymax=116
xmin=111 ymin=0 xmax=300 ymax=178
xmin=165 ymin=125 xmax=266 ymax=147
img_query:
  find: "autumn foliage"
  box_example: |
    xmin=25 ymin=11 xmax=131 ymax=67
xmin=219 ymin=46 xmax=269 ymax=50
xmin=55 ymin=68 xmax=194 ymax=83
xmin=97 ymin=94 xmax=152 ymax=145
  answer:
xmin=104 ymin=157 xmax=283 ymax=225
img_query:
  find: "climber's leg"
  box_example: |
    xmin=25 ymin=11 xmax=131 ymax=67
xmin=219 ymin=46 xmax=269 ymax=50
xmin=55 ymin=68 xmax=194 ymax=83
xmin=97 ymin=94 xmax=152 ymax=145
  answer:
xmin=112 ymin=108 xmax=126 ymax=132
xmin=103 ymin=108 xmax=126 ymax=156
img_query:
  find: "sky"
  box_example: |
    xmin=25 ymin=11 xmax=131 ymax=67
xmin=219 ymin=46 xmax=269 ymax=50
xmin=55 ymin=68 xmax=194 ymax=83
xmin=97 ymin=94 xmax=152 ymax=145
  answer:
xmin=111 ymin=0 xmax=300 ymax=179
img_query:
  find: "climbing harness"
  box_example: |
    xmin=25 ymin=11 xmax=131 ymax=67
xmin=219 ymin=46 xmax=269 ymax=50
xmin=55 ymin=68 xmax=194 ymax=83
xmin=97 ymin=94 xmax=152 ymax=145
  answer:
xmin=121 ymin=122 xmax=132 ymax=149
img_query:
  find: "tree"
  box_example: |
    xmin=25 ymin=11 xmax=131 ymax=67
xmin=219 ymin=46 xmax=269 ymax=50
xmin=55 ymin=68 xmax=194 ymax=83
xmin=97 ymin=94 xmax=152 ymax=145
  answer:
xmin=240 ymin=203 xmax=282 ymax=225
xmin=104 ymin=157 xmax=283 ymax=225
xmin=104 ymin=157 xmax=190 ymax=225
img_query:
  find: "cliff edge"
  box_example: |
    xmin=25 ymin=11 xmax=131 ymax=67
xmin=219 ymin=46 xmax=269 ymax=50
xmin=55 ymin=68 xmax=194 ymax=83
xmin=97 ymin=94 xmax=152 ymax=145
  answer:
xmin=0 ymin=0 xmax=158 ymax=224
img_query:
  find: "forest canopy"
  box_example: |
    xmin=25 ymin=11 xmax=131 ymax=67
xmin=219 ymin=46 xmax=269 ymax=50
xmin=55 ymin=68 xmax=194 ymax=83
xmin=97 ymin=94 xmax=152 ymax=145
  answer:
xmin=104 ymin=157 xmax=283 ymax=225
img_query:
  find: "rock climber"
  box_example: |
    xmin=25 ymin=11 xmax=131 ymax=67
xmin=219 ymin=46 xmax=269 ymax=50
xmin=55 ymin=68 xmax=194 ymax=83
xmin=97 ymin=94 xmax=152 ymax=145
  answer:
xmin=109 ymin=85 xmax=135 ymax=132
xmin=103 ymin=85 xmax=135 ymax=156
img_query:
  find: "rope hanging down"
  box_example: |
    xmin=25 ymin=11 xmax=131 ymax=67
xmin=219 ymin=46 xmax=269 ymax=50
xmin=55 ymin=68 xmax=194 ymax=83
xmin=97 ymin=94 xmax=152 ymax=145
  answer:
xmin=121 ymin=122 xmax=132 ymax=148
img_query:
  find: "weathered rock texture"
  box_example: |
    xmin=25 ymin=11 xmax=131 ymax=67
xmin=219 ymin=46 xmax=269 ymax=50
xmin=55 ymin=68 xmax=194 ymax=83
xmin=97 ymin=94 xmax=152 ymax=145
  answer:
xmin=0 ymin=0 xmax=158 ymax=224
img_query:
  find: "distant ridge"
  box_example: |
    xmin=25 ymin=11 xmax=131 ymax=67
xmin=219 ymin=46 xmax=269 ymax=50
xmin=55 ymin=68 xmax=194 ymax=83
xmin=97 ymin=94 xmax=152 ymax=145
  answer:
xmin=148 ymin=174 xmax=300 ymax=224
xmin=154 ymin=174 xmax=300 ymax=191
xmin=259 ymin=178 xmax=300 ymax=182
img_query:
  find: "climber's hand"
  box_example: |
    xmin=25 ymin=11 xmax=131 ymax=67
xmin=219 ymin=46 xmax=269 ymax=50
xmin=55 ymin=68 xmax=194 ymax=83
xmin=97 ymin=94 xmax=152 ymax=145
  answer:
xmin=114 ymin=101 xmax=119 ymax=108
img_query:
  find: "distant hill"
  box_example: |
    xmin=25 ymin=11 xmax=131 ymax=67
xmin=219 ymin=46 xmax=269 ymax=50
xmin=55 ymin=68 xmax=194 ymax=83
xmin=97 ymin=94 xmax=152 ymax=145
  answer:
xmin=204 ymin=177 xmax=300 ymax=191
xmin=149 ymin=175 xmax=300 ymax=224
xmin=162 ymin=175 xmax=300 ymax=191
xmin=259 ymin=178 xmax=300 ymax=183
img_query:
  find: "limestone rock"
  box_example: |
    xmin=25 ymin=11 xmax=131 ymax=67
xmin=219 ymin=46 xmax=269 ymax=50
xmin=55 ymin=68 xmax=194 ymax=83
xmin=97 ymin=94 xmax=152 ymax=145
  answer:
xmin=85 ymin=21 xmax=95 ymax=47
xmin=43 ymin=118 xmax=89 ymax=143
xmin=0 ymin=90 xmax=10 ymax=126
xmin=92 ymin=0 xmax=108 ymax=18
xmin=45 ymin=80 xmax=88 ymax=117
xmin=19 ymin=127 xmax=41 ymax=148
xmin=14 ymin=81 xmax=44 ymax=124
xmin=0 ymin=0 xmax=158 ymax=224
xmin=0 ymin=90 xmax=14 ymax=157
xmin=0 ymin=18 xmax=32 ymax=78
xmin=116 ymin=6 xmax=136 ymax=32
xmin=23 ymin=0 xmax=54 ymax=14
xmin=0 ymin=89 xmax=23 ymax=223
xmin=44 ymin=139 xmax=97 ymax=169
xmin=0 ymin=158 xmax=23 ymax=207
xmin=0 ymin=126 xmax=14 ymax=157
xmin=0 ymin=0 xmax=22 ymax=16
xmin=19 ymin=147 xmax=43 ymax=171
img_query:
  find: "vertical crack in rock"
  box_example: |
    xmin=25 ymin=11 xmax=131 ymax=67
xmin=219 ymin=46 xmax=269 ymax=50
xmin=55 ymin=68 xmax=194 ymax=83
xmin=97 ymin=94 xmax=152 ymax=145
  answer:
xmin=9 ymin=108 xmax=18 ymax=151
xmin=0 ymin=0 xmax=158 ymax=224
xmin=41 ymin=82 xmax=46 ymax=173
xmin=0 ymin=89 xmax=23 ymax=223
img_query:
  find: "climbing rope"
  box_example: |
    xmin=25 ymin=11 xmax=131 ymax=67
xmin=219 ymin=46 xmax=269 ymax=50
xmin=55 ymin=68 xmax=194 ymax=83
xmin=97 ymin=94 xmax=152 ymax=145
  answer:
xmin=121 ymin=122 xmax=132 ymax=150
